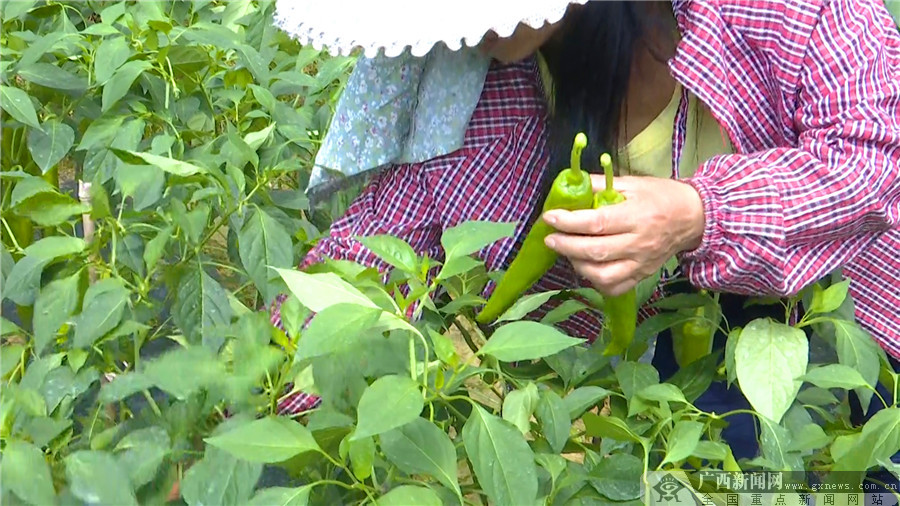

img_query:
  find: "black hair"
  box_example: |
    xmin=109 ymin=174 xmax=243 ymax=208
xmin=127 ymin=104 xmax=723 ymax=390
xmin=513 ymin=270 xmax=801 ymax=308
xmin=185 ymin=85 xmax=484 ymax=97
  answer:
xmin=538 ymin=1 xmax=677 ymax=187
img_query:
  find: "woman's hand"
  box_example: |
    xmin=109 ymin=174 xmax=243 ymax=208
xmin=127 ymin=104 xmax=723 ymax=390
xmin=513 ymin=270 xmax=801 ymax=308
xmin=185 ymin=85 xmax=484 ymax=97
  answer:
xmin=543 ymin=175 xmax=705 ymax=296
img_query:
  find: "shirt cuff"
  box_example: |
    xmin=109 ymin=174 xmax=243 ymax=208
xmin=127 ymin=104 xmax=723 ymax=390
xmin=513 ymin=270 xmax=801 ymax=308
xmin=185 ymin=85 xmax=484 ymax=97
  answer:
xmin=678 ymin=175 xmax=724 ymax=261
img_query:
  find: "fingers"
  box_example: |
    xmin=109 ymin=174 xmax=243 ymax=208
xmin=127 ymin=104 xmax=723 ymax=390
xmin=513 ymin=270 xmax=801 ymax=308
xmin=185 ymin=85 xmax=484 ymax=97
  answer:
xmin=569 ymin=258 xmax=638 ymax=296
xmin=589 ymin=174 xmax=643 ymax=194
xmin=544 ymin=233 xmax=635 ymax=264
xmin=543 ymin=204 xmax=635 ymax=236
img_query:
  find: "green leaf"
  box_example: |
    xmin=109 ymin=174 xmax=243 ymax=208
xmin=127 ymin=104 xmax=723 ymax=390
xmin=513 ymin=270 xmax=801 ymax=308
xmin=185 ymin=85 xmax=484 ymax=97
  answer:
xmin=1 ymin=342 xmax=24 ymax=377
xmin=114 ymin=426 xmax=171 ymax=488
xmin=479 ymin=321 xmax=582 ymax=362
xmin=16 ymin=31 xmax=71 ymax=67
xmin=662 ymin=421 xmax=704 ymax=466
xmin=833 ymin=319 xmax=879 ymax=412
xmin=1 ymin=0 xmax=38 ymax=21
xmin=582 ymin=413 xmax=644 ymax=444
xmin=563 ymin=386 xmax=612 ymax=420
xmin=8 ymin=384 xmax=48 ymax=417
xmin=182 ymin=446 xmax=262 ymax=506
xmin=205 ymin=416 xmax=320 ymax=463
xmin=143 ymin=346 xmax=225 ymax=399
xmin=77 ymin=115 xmax=125 ymax=152
xmin=10 ymin=176 xmax=54 ymax=207
xmin=0 ymin=85 xmax=41 ymax=129
xmin=4 ymin=440 xmax=57 ymax=506
xmin=462 ymin=404 xmax=538 ymax=506
xmin=277 ymin=269 xmax=378 ymax=313
xmin=801 ymin=364 xmax=869 ymax=390
xmin=807 ymin=279 xmax=850 ymax=315
xmin=173 ymin=263 xmax=233 ymax=347
xmin=691 ymin=441 xmax=729 ymax=461
xmin=536 ymin=389 xmax=571 ymax=453
xmin=427 ymin=328 xmax=459 ymax=368
xmin=496 ymin=290 xmax=561 ymax=323
xmin=725 ymin=326 xmax=741 ymax=386
xmin=4 ymin=255 xmax=47 ymax=306
xmin=270 ymin=189 xmax=308 ymax=211
xmin=615 ymin=361 xmax=660 ymax=401
xmin=637 ymin=383 xmax=688 ymax=405
xmin=93 ymin=37 xmax=130 ymax=84
xmin=40 ymin=366 xmax=97 ymax=414
xmin=296 ymin=304 xmax=382 ymax=361
xmin=796 ymin=387 xmax=839 ymax=406
xmin=27 ymin=120 xmax=75 ymax=174
xmin=72 ymin=278 xmax=129 ymax=348
xmin=588 ymin=453 xmax=642 ymax=501
xmin=239 ymin=206 xmax=293 ymax=303
xmin=439 ymin=220 xmax=515 ymax=279
xmin=665 ymin=351 xmax=721 ymax=403
xmin=380 ymin=417 xmax=460 ymax=496
xmin=65 ymin=450 xmax=138 ymax=506
xmin=102 ymin=60 xmax=151 ymax=111
xmin=355 ymin=375 xmax=424 ymax=439
xmin=377 ymin=486 xmax=442 ymax=506
xmin=143 ymin=226 xmax=171 ymax=272
xmin=786 ymin=423 xmax=831 ymax=452
xmin=24 ymin=236 xmax=85 ymax=262
xmin=25 ymin=417 xmax=72 ymax=448
xmin=502 ymin=382 xmax=539 ymax=434
xmin=115 ymin=163 xmax=164 ymax=210
xmin=833 ymin=408 xmax=900 ymax=475
xmin=99 ymin=372 xmax=154 ymax=403
xmin=67 ymin=349 xmax=87 ymax=373
xmin=758 ymin=418 xmax=803 ymax=471
xmin=535 ymin=453 xmax=567 ymax=487
xmin=248 ymin=486 xmax=311 ymax=506
xmin=545 ymin=340 xmax=610 ymax=388
xmin=112 ymin=149 xmax=207 ymax=176
xmin=33 ymin=273 xmax=80 ymax=355
xmin=358 ymin=234 xmax=418 ymax=274
xmin=650 ymin=293 xmax=709 ymax=310
xmin=541 ymin=299 xmax=589 ymax=325
xmin=244 ymin=123 xmax=277 ymax=150
xmin=735 ymin=319 xmax=808 ymax=423
xmin=437 ymin=255 xmax=482 ymax=280
xmin=14 ymin=192 xmax=88 ymax=227
xmin=347 ymin=433 xmax=375 ymax=480
xmin=17 ymin=63 xmax=86 ymax=91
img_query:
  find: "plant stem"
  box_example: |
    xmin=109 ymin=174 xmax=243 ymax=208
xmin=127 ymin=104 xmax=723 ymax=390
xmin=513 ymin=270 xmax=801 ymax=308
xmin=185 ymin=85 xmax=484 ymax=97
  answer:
xmin=141 ymin=390 xmax=163 ymax=418
xmin=454 ymin=319 xmax=480 ymax=356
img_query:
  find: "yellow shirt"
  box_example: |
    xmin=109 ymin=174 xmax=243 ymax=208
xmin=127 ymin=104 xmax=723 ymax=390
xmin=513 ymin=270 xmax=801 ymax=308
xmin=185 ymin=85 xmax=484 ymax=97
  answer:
xmin=535 ymin=53 xmax=732 ymax=177
xmin=619 ymin=82 xmax=733 ymax=178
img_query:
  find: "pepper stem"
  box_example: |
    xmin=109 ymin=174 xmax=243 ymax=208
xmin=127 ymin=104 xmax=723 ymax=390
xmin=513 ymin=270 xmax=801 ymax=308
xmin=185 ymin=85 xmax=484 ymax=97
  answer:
xmin=600 ymin=153 xmax=614 ymax=192
xmin=569 ymin=133 xmax=588 ymax=183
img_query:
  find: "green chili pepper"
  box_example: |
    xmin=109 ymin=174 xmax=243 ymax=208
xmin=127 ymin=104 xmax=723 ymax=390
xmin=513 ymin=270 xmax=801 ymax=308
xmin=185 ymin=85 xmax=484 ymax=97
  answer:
xmin=476 ymin=133 xmax=594 ymax=324
xmin=595 ymin=153 xmax=637 ymax=357
xmin=673 ymin=292 xmax=714 ymax=367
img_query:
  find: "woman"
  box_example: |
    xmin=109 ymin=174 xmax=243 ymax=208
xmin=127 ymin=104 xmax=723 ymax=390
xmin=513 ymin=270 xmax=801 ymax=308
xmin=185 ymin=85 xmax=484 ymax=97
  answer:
xmin=272 ymin=0 xmax=900 ymax=462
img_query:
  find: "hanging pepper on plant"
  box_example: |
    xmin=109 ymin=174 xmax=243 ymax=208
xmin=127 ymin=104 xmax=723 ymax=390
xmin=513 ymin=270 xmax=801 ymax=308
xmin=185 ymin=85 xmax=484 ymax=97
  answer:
xmin=476 ymin=133 xmax=594 ymax=324
xmin=594 ymin=153 xmax=638 ymax=357
xmin=673 ymin=289 xmax=715 ymax=367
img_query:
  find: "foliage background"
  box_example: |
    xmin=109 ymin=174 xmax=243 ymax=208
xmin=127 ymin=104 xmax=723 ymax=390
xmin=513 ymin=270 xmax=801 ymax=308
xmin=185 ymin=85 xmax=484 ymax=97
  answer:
xmin=1 ymin=2 xmax=899 ymax=506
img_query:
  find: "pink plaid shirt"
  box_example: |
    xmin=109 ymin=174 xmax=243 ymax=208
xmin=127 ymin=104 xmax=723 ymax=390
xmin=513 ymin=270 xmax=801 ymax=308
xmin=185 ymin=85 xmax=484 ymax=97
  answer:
xmin=273 ymin=0 xmax=900 ymax=414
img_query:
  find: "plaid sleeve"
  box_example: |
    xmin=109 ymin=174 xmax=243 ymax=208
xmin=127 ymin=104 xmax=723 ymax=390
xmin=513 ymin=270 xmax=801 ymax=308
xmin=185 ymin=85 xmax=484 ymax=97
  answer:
xmin=301 ymin=163 xmax=443 ymax=270
xmin=680 ymin=0 xmax=900 ymax=297
xmin=272 ymin=162 xmax=444 ymax=416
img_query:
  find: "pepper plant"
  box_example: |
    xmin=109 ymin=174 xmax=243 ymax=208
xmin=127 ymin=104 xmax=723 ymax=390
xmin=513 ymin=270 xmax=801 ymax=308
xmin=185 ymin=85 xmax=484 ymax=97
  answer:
xmin=2 ymin=1 xmax=899 ymax=506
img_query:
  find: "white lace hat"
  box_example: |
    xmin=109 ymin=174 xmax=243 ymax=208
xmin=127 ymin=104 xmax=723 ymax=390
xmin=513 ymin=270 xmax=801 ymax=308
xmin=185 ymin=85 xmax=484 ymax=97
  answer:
xmin=273 ymin=0 xmax=590 ymax=58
